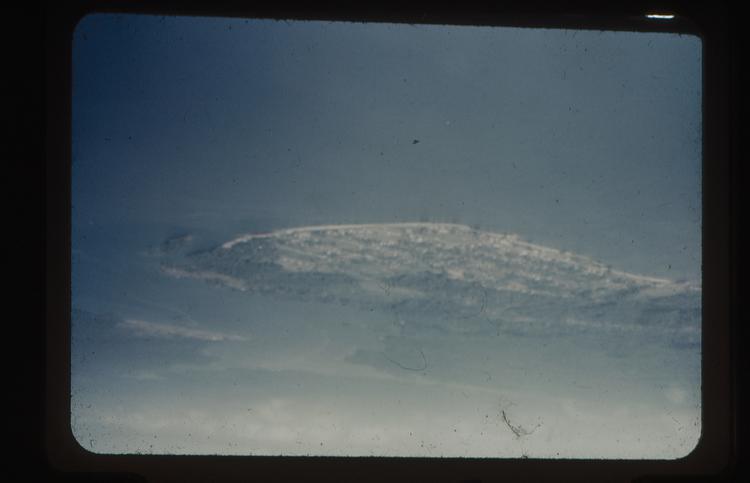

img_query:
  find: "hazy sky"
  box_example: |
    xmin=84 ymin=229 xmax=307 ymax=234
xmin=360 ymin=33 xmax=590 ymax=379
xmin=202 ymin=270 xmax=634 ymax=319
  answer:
xmin=71 ymin=14 xmax=702 ymax=458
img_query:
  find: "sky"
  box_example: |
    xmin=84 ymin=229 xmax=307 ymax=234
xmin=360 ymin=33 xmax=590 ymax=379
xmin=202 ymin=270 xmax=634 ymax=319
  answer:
xmin=71 ymin=14 xmax=702 ymax=458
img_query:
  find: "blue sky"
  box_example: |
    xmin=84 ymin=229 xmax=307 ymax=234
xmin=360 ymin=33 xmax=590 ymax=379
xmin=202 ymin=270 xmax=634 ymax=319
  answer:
xmin=71 ymin=14 xmax=702 ymax=457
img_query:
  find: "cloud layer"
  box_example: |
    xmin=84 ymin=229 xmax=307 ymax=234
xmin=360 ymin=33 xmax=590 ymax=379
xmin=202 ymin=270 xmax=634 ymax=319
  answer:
xmin=161 ymin=222 xmax=700 ymax=345
xmin=118 ymin=318 xmax=248 ymax=342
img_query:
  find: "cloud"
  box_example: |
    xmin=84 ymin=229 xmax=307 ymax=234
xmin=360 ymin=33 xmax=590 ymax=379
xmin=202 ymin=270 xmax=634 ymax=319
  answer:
xmin=160 ymin=265 xmax=248 ymax=291
xmin=161 ymin=222 xmax=700 ymax=345
xmin=118 ymin=318 xmax=248 ymax=342
xmin=71 ymin=308 xmax=222 ymax=378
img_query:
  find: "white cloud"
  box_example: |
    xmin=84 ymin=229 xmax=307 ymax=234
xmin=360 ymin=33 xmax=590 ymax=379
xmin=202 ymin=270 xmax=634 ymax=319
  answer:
xmin=161 ymin=223 xmax=700 ymax=344
xmin=160 ymin=265 xmax=248 ymax=291
xmin=118 ymin=318 xmax=248 ymax=342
